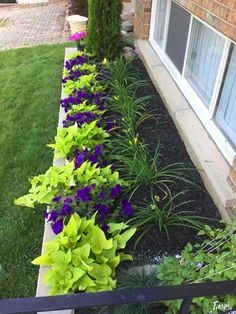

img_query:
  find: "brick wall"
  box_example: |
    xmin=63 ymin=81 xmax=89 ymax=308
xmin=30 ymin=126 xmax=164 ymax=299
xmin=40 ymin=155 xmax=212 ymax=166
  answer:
xmin=134 ymin=0 xmax=236 ymax=42
xmin=134 ymin=0 xmax=152 ymax=39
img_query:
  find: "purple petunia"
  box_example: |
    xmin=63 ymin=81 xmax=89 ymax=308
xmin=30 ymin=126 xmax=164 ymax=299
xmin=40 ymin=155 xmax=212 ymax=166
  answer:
xmin=94 ymin=203 xmax=110 ymax=214
xmin=52 ymin=220 xmax=63 ymax=235
xmin=102 ymin=224 xmax=110 ymax=233
xmin=76 ymin=184 xmax=96 ymax=202
xmin=122 ymin=199 xmax=134 ymax=217
xmin=74 ymin=148 xmax=88 ymax=168
xmin=110 ymin=184 xmax=122 ymax=198
xmin=52 ymin=196 xmax=61 ymax=202
xmin=98 ymin=188 xmax=106 ymax=200
xmin=48 ymin=210 xmax=59 ymax=222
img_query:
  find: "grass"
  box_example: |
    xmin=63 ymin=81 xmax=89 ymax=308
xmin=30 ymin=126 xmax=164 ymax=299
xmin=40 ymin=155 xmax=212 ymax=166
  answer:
xmin=0 ymin=43 xmax=71 ymax=298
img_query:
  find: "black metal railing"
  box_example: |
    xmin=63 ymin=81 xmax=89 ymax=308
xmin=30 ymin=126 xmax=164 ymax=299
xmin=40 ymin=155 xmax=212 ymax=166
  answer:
xmin=1 ymin=280 xmax=236 ymax=314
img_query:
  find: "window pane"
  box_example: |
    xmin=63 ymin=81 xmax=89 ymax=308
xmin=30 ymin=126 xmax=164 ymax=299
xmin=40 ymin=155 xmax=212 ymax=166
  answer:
xmin=185 ymin=19 xmax=225 ymax=107
xmin=216 ymin=46 xmax=236 ymax=147
xmin=153 ymin=0 xmax=168 ymax=48
xmin=166 ymin=2 xmax=190 ymax=72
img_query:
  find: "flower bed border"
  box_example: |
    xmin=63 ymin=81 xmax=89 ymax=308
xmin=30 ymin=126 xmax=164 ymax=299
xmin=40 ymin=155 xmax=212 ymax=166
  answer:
xmin=36 ymin=48 xmax=76 ymax=314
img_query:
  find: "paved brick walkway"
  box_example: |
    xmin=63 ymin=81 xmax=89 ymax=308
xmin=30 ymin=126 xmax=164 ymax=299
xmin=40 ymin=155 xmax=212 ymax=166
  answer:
xmin=0 ymin=0 xmax=70 ymax=51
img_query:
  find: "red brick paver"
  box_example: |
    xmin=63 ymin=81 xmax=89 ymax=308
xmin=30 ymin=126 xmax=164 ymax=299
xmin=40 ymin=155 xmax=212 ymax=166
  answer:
xmin=0 ymin=0 xmax=70 ymax=51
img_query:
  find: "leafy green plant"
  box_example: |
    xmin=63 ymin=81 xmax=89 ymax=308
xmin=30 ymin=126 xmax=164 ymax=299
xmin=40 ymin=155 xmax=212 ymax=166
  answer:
xmin=67 ymin=101 xmax=105 ymax=117
xmin=156 ymin=221 xmax=236 ymax=313
xmin=15 ymin=161 xmax=123 ymax=208
xmin=48 ymin=121 xmax=109 ymax=159
xmin=110 ymin=141 xmax=193 ymax=191
xmin=64 ymin=73 xmax=105 ymax=96
xmin=64 ymin=63 xmax=97 ymax=77
xmin=104 ymin=56 xmax=142 ymax=87
xmin=86 ymin=0 xmax=123 ymax=60
xmin=32 ymin=213 xmax=136 ymax=295
xmin=129 ymin=192 xmax=205 ymax=247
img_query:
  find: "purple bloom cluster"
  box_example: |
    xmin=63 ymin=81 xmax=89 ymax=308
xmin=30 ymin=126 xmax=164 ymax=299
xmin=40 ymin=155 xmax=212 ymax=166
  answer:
xmin=74 ymin=145 xmax=104 ymax=169
xmin=60 ymin=92 xmax=106 ymax=113
xmin=62 ymin=70 xmax=89 ymax=84
xmin=63 ymin=111 xmax=98 ymax=128
xmin=76 ymin=184 xmax=96 ymax=202
xmin=65 ymin=55 xmax=89 ymax=71
xmin=44 ymin=197 xmax=73 ymax=235
xmin=46 ymin=53 xmax=135 ymax=236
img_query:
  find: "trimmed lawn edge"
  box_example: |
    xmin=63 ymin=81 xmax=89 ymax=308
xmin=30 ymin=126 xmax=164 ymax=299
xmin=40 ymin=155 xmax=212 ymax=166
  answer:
xmin=36 ymin=48 xmax=76 ymax=314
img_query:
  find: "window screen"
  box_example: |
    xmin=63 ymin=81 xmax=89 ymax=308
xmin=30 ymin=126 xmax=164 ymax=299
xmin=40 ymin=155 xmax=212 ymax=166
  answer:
xmin=166 ymin=2 xmax=191 ymax=72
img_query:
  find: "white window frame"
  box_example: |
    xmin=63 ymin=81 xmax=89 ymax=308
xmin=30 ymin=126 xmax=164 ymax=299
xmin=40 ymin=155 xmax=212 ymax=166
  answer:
xmin=149 ymin=0 xmax=236 ymax=165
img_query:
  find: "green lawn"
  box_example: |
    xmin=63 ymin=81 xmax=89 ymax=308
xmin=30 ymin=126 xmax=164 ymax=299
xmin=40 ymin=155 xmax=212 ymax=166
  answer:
xmin=0 ymin=44 xmax=70 ymax=298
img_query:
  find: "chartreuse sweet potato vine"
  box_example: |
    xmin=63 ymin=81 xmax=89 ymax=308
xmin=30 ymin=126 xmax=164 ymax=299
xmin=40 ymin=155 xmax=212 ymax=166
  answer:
xmin=48 ymin=121 xmax=109 ymax=159
xmin=15 ymin=160 xmax=123 ymax=208
xmin=32 ymin=213 xmax=136 ymax=295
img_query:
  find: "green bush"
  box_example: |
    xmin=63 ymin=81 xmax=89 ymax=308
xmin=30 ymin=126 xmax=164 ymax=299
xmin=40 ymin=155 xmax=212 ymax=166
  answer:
xmin=156 ymin=221 xmax=236 ymax=313
xmin=86 ymin=0 xmax=123 ymax=60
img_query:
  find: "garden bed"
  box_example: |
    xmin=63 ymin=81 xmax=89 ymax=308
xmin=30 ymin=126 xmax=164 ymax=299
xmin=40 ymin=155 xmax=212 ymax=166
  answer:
xmin=13 ymin=45 xmax=236 ymax=313
xmin=127 ymin=59 xmax=220 ymax=259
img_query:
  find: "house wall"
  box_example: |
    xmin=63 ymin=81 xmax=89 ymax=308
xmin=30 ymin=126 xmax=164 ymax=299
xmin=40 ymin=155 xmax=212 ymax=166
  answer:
xmin=134 ymin=0 xmax=236 ymax=42
xmin=134 ymin=0 xmax=236 ymax=189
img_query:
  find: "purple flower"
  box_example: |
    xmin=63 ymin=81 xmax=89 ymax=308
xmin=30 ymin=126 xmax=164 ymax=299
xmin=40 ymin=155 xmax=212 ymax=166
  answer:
xmin=68 ymin=31 xmax=87 ymax=42
xmin=88 ymin=154 xmax=98 ymax=164
xmin=52 ymin=220 xmax=63 ymax=235
xmin=94 ymin=145 xmax=102 ymax=156
xmin=52 ymin=196 xmax=61 ymax=202
xmin=105 ymin=122 xmax=115 ymax=132
xmin=94 ymin=203 xmax=109 ymax=214
xmin=102 ymin=224 xmax=109 ymax=233
xmin=110 ymin=184 xmax=122 ymax=198
xmin=76 ymin=184 xmax=96 ymax=202
xmin=64 ymin=197 xmax=73 ymax=205
xmin=48 ymin=210 xmax=59 ymax=222
xmin=122 ymin=199 xmax=134 ymax=217
xmin=75 ymin=148 xmax=88 ymax=168
xmin=98 ymin=188 xmax=106 ymax=200
xmin=61 ymin=204 xmax=73 ymax=216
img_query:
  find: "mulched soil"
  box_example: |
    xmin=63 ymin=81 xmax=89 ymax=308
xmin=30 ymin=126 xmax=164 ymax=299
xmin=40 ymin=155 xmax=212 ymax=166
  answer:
xmin=76 ymin=56 xmax=221 ymax=314
xmin=124 ymin=58 xmax=221 ymax=261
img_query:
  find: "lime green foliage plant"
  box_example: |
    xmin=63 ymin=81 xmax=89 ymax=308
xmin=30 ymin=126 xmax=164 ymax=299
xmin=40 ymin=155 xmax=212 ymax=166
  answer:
xmin=32 ymin=213 xmax=136 ymax=295
xmin=68 ymin=101 xmax=105 ymax=117
xmin=86 ymin=0 xmax=123 ymax=60
xmin=64 ymin=73 xmax=105 ymax=96
xmin=15 ymin=161 xmax=123 ymax=208
xmin=48 ymin=121 xmax=109 ymax=159
xmin=156 ymin=221 xmax=236 ymax=313
xmin=64 ymin=63 xmax=97 ymax=77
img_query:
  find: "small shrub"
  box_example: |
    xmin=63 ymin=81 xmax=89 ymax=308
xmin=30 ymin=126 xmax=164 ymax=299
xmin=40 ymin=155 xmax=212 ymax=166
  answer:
xmin=86 ymin=0 xmax=123 ymax=60
xmin=156 ymin=221 xmax=236 ymax=313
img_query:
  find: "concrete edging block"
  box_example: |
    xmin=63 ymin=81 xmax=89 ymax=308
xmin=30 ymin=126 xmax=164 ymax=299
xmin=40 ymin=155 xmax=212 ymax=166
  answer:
xmin=135 ymin=39 xmax=236 ymax=222
xmin=36 ymin=48 xmax=77 ymax=314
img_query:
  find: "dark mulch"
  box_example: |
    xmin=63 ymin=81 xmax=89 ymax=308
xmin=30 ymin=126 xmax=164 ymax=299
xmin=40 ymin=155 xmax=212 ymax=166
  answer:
xmin=124 ymin=58 xmax=221 ymax=259
xmin=75 ymin=57 xmax=221 ymax=314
